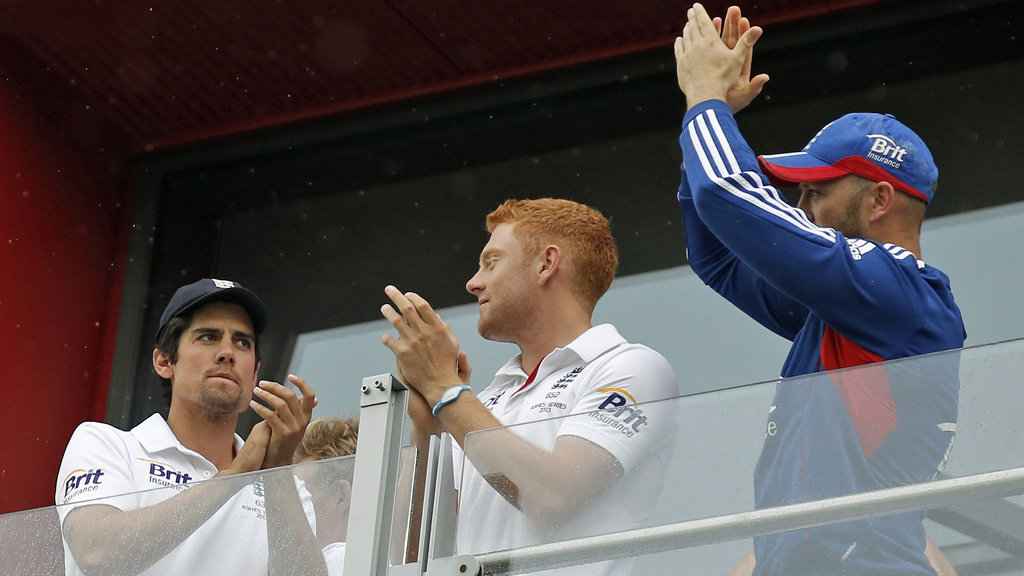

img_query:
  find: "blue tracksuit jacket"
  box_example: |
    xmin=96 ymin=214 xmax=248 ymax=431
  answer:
xmin=678 ymin=100 xmax=966 ymax=576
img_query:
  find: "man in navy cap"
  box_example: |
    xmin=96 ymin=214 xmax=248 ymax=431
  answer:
xmin=56 ymin=278 xmax=327 ymax=576
xmin=673 ymin=5 xmax=964 ymax=576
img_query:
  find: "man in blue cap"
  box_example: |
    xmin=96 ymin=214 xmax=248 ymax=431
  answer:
xmin=56 ymin=278 xmax=327 ymax=576
xmin=673 ymin=4 xmax=965 ymax=576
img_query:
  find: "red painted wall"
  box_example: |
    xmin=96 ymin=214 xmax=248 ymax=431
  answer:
xmin=0 ymin=81 xmax=125 ymax=514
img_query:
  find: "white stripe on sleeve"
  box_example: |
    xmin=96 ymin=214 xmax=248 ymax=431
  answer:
xmin=688 ymin=110 xmax=837 ymax=244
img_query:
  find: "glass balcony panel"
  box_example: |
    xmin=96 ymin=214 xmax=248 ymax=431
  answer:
xmin=0 ymin=505 xmax=63 ymax=575
xmin=4 ymin=339 xmax=1022 ymax=575
xmin=389 ymin=445 xmax=419 ymax=566
xmin=2 ymin=455 xmax=357 ymax=575
xmin=290 ymin=454 xmax=357 ymax=575
xmin=459 ymin=339 xmax=1024 ymax=575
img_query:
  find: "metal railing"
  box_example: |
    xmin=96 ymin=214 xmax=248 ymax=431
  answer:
xmin=475 ymin=467 xmax=1024 ymax=575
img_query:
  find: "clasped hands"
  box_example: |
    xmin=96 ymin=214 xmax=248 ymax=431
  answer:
xmin=225 ymin=374 xmax=318 ymax=476
xmin=675 ymin=3 xmax=769 ymax=113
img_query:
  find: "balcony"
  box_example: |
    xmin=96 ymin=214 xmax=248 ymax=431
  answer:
xmin=4 ymin=338 xmax=1022 ymax=575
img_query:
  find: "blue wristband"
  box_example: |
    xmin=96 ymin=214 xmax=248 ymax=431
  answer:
xmin=432 ymin=385 xmax=472 ymax=417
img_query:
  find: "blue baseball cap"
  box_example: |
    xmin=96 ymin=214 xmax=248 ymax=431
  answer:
xmin=757 ymin=113 xmax=938 ymax=204
xmin=157 ymin=278 xmax=268 ymax=340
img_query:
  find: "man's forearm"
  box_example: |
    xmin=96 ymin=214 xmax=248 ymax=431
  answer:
xmin=442 ymin=397 xmax=622 ymax=530
xmin=63 ymin=474 xmax=256 ymax=576
xmin=264 ymin=470 xmax=328 ymax=576
xmin=727 ymin=550 xmax=755 ymax=576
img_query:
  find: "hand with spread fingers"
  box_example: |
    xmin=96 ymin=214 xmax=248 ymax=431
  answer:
xmin=250 ymin=374 xmax=319 ymax=469
xmin=717 ymin=5 xmax=770 ymax=113
xmin=380 ymin=285 xmax=467 ymax=407
xmin=674 ymin=2 xmax=764 ymax=111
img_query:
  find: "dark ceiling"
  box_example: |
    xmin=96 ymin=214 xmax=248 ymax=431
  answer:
xmin=0 ymin=0 xmax=887 ymax=161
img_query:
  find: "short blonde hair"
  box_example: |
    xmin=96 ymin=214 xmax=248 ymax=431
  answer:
xmin=486 ymin=199 xmax=618 ymax=313
xmin=294 ymin=415 xmax=358 ymax=462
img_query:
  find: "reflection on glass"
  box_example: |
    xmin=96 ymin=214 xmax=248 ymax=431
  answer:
xmin=293 ymin=415 xmax=361 ymax=576
xmin=459 ymin=392 xmax=679 ymax=576
xmin=52 ymin=456 xmax=353 ymax=576
xmin=389 ymin=446 xmax=419 ymax=567
xmin=753 ymin=350 xmax=960 ymax=576
xmin=460 ymin=341 xmax=1024 ymax=576
xmin=3 ymin=341 xmax=1022 ymax=575
xmin=0 ymin=506 xmax=64 ymax=575
xmin=294 ymin=456 xmax=357 ymax=576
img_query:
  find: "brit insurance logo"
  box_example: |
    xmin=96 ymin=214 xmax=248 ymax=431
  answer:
xmin=138 ymin=458 xmax=194 ymax=491
xmin=866 ymin=134 xmax=909 ymax=169
xmin=589 ymin=387 xmax=648 ymax=438
xmin=62 ymin=469 xmax=106 ymax=500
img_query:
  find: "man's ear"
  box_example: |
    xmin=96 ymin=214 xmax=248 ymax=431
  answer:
xmin=867 ymin=181 xmax=897 ymax=223
xmin=336 ymin=479 xmax=352 ymax=511
xmin=537 ymin=245 xmax=562 ymax=287
xmin=153 ymin=348 xmax=174 ymax=380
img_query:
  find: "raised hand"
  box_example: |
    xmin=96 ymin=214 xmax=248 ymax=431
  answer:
xmin=250 ymin=374 xmax=318 ymax=468
xmin=380 ymin=285 xmax=464 ymax=407
xmin=719 ymin=6 xmax=770 ymax=113
xmin=674 ymin=3 xmax=764 ymax=111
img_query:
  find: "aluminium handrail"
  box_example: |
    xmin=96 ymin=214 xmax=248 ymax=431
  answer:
xmin=474 ymin=466 xmax=1024 ymax=575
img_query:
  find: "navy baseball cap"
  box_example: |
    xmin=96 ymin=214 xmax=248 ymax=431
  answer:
xmin=757 ymin=113 xmax=938 ymax=204
xmin=157 ymin=278 xmax=268 ymax=340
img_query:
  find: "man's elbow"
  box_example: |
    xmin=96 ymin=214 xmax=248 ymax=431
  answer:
xmin=690 ymin=185 xmax=725 ymax=226
xmin=65 ymin=521 xmax=141 ymax=576
xmin=521 ymin=492 xmax=587 ymax=531
xmin=69 ymin=546 xmax=125 ymax=576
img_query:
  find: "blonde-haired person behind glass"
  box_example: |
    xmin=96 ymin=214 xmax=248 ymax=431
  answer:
xmin=294 ymin=416 xmax=359 ymax=576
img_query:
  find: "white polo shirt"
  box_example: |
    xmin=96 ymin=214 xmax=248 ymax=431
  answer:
xmin=55 ymin=413 xmax=316 ymax=576
xmin=452 ymin=324 xmax=679 ymax=576
xmin=323 ymin=541 xmax=346 ymax=576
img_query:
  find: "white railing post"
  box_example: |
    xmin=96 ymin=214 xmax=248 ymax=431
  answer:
xmin=345 ymin=374 xmax=409 ymax=576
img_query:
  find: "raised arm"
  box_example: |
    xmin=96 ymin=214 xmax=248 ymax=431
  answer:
xmin=679 ymin=162 xmax=809 ymax=341
xmin=682 ymin=101 xmax=926 ymax=348
xmin=676 ymin=5 xmax=923 ymax=346
xmin=675 ymin=5 xmax=805 ymax=339
xmin=380 ymin=287 xmax=669 ymax=529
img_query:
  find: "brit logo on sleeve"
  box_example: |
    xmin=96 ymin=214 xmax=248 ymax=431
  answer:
xmin=62 ymin=469 xmax=106 ymax=500
xmin=589 ymin=387 xmax=649 ymax=438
